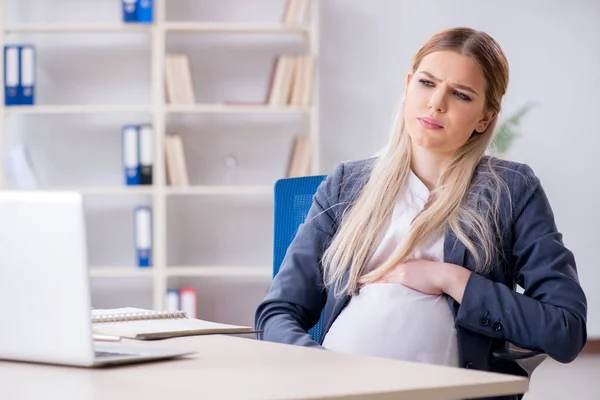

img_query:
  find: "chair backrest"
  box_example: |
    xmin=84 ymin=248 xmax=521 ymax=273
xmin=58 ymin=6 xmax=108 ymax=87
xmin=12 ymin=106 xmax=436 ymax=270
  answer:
xmin=273 ymin=175 xmax=327 ymax=343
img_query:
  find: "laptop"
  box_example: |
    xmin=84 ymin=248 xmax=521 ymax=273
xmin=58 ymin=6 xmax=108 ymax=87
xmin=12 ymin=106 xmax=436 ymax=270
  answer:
xmin=0 ymin=191 xmax=195 ymax=367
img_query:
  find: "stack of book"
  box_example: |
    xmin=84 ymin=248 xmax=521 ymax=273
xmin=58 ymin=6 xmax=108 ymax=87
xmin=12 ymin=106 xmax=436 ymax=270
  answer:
xmin=282 ymin=0 xmax=309 ymax=25
xmin=268 ymin=54 xmax=315 ymax=107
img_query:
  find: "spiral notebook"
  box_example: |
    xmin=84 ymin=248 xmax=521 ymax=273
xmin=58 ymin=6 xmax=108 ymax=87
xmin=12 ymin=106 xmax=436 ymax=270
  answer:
xmin=91 ymin=307 xmax=257 ymax=340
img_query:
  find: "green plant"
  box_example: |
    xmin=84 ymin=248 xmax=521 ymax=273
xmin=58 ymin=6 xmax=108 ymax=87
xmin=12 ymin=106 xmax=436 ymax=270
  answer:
xmin=488 ymin=102 xmax=536 ymax=155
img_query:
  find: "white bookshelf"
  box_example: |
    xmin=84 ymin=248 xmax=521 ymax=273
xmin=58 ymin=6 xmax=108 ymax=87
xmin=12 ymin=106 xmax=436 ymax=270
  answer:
xmin=0 ymin=0 xmax=319 ymax=312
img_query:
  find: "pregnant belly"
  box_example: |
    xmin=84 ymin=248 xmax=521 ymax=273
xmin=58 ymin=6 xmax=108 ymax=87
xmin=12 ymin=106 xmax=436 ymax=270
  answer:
xmin=322 ymin=283 xmax=459 ymax=367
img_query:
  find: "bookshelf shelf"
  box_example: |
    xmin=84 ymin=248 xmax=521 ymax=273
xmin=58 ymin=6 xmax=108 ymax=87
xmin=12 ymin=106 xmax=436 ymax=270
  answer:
xmin=89 ymin=267 xmax=153 ymax=278
xmin=164 ymin=22 xmax=309 ymax=35
xmin=165 ymin=104 xmax=310 ymax=115
xmin=166 ymin=185 xmax=273 ymax=196
xmin=3 ymin=24 xmax=152 ymax=33
xmin=3 ymin=105 xmax=153 ymax=115
xmin=48 ymin=186 xmax=155 ymax=195
xmin=167 ymin=265 xmax=271 ymax=278
xmin=0 ymin=0 xmax=319 ymax=312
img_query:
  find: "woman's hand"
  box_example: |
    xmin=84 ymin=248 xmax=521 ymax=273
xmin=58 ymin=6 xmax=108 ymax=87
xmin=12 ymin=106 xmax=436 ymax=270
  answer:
xmin=369 ymin=259 xmax=472 ymax=303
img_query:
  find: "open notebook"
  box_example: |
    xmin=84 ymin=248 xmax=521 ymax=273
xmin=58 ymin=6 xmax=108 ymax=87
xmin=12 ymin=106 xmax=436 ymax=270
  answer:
xmin=91 ymin=308 xmax=257 ymax=340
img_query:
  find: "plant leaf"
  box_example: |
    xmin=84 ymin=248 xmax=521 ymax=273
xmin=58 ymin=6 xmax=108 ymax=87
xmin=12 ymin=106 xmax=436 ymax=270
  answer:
xmin=489 ymin=102 xmax=536 ymax=154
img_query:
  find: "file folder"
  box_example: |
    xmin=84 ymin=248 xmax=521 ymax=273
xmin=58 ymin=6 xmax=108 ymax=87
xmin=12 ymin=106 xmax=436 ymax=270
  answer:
xmin=137 ymin=0 xmax=153 ymax=23
xmin=122 ymin=125 xmax=140 ymax=185
xmin=180 ymin=287 xmax=198 ymax=319
xmin=19 ymin=45 xmax=35 ymax=105
xmin=139 ymin=124 xmax=153 ymax=185
xmin=134 ymin=205 xmax=152 ymax=267
xmin=4 ymin=45 xmax=19 ymax=106
xmin=165 ymin=289 xmax=180 ymax=311
xmin=122 ymin=0 xmax=138 ymax=22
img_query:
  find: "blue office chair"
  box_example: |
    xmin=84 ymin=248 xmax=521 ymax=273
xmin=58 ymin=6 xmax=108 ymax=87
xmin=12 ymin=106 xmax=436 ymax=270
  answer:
xmin=273 ymin=175 xmax=327 ymax=343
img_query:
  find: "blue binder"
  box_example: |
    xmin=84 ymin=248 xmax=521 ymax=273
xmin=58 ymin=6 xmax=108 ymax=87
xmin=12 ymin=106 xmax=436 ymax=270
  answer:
xmin=134 ymin=205 xmax=152 ymax=267
xmin=19 ymin=45 xmax=35 ymax=105
xmin=137 ymin=0 xmax=153 ymax=23
xmin=122 ymin=125 xmax=140 ymax=185
xmin=3 ymin=45 xmax=20 ymax=106
xmin=122 ymin=0 xmax=138 ymax=22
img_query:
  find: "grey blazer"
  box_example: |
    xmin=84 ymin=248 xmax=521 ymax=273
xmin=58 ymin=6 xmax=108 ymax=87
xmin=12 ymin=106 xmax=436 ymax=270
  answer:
xmin=255 ymin=156 xmax=587 ymax=400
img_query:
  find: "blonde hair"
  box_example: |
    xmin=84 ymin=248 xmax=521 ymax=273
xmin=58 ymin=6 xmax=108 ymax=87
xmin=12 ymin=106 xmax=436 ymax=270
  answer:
xmin=322 ymin=27 xmax=511 ymax=297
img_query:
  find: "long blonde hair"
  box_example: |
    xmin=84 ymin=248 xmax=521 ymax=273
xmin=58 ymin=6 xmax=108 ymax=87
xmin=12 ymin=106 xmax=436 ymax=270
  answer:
xmin=322 ymin=27 xmax=511 ymax=297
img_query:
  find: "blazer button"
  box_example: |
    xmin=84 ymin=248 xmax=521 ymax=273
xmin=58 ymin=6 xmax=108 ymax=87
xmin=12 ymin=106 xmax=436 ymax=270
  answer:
xmin=480 ymin=317 xmax=490 ymax=326
xmin=493 ymin=322 xmax=503 ymax=331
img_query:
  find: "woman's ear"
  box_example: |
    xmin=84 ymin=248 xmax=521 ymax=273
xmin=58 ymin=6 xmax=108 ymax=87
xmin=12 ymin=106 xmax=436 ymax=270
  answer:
xmin=476 ymin=110 xmax=497 ymax=133
xmin=405 ymin=72 xmax=413 ymax=97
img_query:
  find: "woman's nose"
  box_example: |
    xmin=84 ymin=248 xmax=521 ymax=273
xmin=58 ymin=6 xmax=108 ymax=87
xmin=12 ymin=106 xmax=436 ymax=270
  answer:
xmin=428 ymin=91 xmax=447 ymax=113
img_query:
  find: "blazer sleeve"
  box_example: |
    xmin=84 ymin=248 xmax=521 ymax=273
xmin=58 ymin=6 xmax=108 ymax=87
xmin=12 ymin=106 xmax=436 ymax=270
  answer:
xmin=455 ymin=163 xmax=587 ymax=363
xmin=254 ymin=163 xmax=345 ymax=348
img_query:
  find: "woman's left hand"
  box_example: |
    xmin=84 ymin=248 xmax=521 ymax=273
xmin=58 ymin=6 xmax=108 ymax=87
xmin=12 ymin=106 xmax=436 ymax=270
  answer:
xmin=369 ymin=259 xmax=472 ymax=303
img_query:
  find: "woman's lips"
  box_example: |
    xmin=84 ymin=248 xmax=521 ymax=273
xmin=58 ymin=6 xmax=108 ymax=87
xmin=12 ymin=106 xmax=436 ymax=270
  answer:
xmin=418 ymin=117 xmax=444 ymax=130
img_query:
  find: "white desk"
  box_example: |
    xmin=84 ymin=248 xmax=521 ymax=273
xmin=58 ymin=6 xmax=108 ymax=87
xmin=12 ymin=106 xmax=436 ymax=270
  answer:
xmin=0 ymin=335 xmax=528 ymax=399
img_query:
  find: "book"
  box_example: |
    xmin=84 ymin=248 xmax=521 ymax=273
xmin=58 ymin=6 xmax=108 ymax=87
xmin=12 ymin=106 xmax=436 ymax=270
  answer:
xmin=165 ymin=53 xmax=195 ymax=105
xmin=283 ymin=0 xmax=309 ymax=26
xmin=286 ymin=135 xmax=311 ymax=177
xmin=91 ymin=307 xmax=257 ymax=340
xmin=164 ymin=134 xmax=189 ymax=187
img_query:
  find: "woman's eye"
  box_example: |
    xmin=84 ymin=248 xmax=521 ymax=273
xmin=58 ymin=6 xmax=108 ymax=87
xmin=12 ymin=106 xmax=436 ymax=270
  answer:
xmin=454 ymin=91 xmax=472 ymax=101
xmin=418 ymin=79 xmax=434 ymax=87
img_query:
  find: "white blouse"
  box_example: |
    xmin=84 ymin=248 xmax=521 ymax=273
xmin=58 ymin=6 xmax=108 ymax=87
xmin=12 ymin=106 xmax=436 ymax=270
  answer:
xmin=321 ymin=169 xmax=459 ymax=367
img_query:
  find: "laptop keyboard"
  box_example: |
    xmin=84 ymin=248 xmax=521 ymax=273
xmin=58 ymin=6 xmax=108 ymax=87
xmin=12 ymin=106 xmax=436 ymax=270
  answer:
xmin=95 ymin=351 xmax=138 ymax=358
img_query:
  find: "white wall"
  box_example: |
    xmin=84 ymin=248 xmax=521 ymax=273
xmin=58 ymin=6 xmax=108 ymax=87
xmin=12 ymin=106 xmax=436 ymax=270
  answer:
xmin=319 ymin=0 xmax=600 ymax=337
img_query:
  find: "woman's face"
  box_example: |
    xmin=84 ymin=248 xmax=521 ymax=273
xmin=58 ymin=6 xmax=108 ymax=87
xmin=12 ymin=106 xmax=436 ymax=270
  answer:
xmin=404 ymin=50 xmax=495 ymax=156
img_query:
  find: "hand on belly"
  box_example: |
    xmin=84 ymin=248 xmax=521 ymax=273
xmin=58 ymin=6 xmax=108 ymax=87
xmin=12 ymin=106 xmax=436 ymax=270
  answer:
xmin=364 ymin=258 xmax=449 ymax=295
